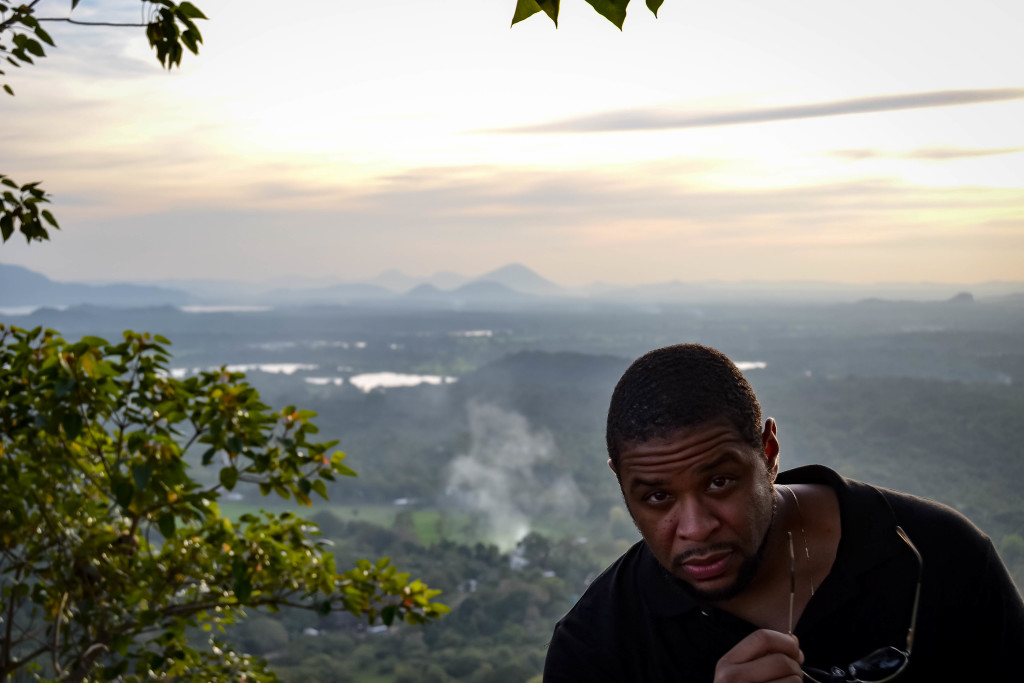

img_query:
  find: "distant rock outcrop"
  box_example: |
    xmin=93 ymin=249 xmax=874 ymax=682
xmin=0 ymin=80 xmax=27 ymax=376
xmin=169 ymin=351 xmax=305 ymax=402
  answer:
xmin=947 ymin=291 xmax=974 ymax=304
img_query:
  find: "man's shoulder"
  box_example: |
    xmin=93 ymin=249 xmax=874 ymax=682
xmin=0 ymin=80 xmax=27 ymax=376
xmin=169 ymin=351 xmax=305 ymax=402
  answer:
xmin=545 ymin=539 xmax=725 ymax=682
xmin=848 ymin=476 xmax=992 ymax=547
xmin=545 ymin=541 xmax=667 ymax=681
xmin=781 ymin=465 xmax=991 ymax=546
xmin=554 ymin=540 xmax=651 ymax=626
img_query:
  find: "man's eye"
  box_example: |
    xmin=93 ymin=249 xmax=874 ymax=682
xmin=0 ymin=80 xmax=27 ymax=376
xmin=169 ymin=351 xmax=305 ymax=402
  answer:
xmin=644 ymin=491 xmax=671 ymax=505
xmin=708 ymin=476 xmax=735 ymax=491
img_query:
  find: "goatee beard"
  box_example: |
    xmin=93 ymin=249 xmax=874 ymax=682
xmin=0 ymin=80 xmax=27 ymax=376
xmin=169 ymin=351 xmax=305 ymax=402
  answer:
xmin=662 ymin=492 xmax=776 ymax=603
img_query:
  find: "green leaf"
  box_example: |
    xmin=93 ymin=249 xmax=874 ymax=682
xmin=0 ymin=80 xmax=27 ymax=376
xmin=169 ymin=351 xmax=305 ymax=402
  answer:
xmin=3 ymin=84 xmax=12 ymax=96
xmin=62 ymin=412 xmax=83 ymax=440
xmin=381 ymin=605 xmax=398 ymax=626
xmin=34 ymin=26 xmax=55 ymax=47
xmin=180 ymin=30 xmax=197 ymax=54
xmin=133 ymin=464 xmax=153 ymax=492
xmin=177 ymin=2 xmax=208 ymax=19
xmin=40 ymin=209 xmax=58 ymax=228
xmin=1 ymin=214 xmax=13 ymax=241
xmin=55 ymin=377 xmax=76 ymax=397
xmin=158 ymin=512 xmax=176 ymax=538
xmin=219 ymin=466 xmax=239 ymax=490
xmin=512 ymin=0 xmax=559 ymax=26
xmin=80 ymin=335 xmax=109 ymax=347
xmin=112 ymin=478 xmax=135 ymax=507
xmin=316 ymin=599 xmax=331 ymax=616
xmin=511 ymin=0 xmax=542 ymax=25
xmin=23 ymin=38 xmax=45 ymax=58
xmin=232 ymin=558 xmax=252 ymax=600
xmin=584 ymin=0 xmax=630 ymax=28
xmin=646 ymin=0 xmax=664 ymax=16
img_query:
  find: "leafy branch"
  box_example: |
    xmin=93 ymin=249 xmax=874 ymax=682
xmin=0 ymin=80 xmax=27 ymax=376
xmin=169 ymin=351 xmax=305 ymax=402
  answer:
xmin=0 ymin=173 xmax=59 ymax=243
xmin=0 ymin=326 xmax=448 ymax=681
xmin=1 ymin=1 xmax=208 ymax=247
xmin=511 ymin=0 xmax=665 ymax=29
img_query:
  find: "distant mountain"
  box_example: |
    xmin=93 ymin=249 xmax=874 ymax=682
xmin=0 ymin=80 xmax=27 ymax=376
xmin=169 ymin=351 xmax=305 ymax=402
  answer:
xmin=452 ymin=280 xmax=532 ymax=301
xmin=428 ymin=271 xmax=471 ymax=290
xmin=0 ymin=263 xmax=191 ymax=308
xmin=405 ymin=283 xmax=446 ymax=298
xmin=362 ymin=269 xmax=470 ymax=293
xmin=261 ymin=282 xmax=395 ymax=305
xmin=361 ymin=269 xmax=422 ymax=292
xmin=471 ymin=264 xmax=564 ymax=296
xmin=395 ymin=280 xmax=536 ymax=310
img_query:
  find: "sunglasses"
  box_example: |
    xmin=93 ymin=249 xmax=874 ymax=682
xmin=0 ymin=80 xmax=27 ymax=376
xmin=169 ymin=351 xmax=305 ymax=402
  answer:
xmin=788 ymin=526 xmax=922 ymax=683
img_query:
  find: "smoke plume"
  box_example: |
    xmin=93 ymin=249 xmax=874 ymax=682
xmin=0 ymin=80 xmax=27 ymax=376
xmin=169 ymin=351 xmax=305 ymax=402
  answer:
xmin=445 ymin=402 xmax=587 ymax=549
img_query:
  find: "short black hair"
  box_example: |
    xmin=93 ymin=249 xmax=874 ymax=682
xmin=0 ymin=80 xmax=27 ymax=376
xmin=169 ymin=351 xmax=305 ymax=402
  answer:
xmin=606 ymin=344 xmax=763 ymax=468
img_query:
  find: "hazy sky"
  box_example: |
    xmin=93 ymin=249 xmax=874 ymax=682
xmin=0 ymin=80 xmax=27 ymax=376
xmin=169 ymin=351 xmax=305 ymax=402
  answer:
xmin=2 ymin=0 xmax=1022 ymax=286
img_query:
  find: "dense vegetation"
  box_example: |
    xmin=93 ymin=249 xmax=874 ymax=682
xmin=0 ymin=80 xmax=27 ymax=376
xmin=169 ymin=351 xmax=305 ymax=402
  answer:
xmin=0 ymin=326 xmax=446 ymax=681
xmin=7 ymin=298 xmax=1023 ymax=681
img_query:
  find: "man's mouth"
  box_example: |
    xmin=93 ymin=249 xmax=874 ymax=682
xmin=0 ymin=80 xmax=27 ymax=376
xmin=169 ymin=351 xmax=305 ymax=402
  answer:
xmin=678 ymin=549 xmax=733 ymax=581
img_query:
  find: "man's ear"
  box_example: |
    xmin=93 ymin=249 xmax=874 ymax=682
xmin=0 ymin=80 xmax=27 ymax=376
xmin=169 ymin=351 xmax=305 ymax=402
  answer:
xmin=762 ymin=418 xmax=780 ymax=480
xmin=608 ymin=457 xmax=618 ymax=477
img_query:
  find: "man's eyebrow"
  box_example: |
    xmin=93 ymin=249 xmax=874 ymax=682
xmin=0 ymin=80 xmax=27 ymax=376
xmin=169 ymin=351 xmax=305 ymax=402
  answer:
xmin=695 ymin=451 xmax=746 ymax=474
xmin=629 ymin=477 xmax=667 ymax=493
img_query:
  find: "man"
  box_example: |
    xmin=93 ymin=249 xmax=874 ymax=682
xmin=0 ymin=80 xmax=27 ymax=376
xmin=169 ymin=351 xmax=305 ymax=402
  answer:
xmin=543 ymin=344 xmax=1024 ymax=682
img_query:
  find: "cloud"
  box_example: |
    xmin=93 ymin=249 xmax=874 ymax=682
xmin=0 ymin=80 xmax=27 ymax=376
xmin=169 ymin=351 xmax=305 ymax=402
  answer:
xmin=491 ymin=88 xmax=1024 ymax=134
xmin=832 ymin=147 xmax=1024 ymax=161
xmin=7 ymin=159 xmax=1020 ymax=283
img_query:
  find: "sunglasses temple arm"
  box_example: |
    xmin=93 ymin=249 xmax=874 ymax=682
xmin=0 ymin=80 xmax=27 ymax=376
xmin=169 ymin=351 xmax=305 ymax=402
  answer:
xmin=895 ymin=526 xmax=923 ymax=656
xmin=788 ymin=531 xmax=795 ymax=635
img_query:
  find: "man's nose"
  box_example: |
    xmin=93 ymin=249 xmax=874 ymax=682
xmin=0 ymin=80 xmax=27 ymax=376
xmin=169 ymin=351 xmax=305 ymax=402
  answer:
xmin=673 ymin=498 xmax=720 ymax=541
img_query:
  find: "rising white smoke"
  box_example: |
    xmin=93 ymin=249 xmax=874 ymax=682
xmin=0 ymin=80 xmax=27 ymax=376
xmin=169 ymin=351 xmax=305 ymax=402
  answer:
xmin=445 ymin=402 xmax=587 ymax=550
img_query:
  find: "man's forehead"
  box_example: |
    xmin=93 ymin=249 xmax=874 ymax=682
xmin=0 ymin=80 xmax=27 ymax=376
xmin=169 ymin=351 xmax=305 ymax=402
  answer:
xmin=617 ymin=421 xmax=757 ymax=471
xmin=620 ymin=418 xmax=746 ymax=451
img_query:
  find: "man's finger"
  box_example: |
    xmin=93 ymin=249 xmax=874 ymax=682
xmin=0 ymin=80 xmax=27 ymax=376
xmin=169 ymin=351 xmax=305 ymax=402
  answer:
xmin=714 ymin=630 xmax=805 ymax=683
xmin=720 ymin=629 xmax=803 ymax=665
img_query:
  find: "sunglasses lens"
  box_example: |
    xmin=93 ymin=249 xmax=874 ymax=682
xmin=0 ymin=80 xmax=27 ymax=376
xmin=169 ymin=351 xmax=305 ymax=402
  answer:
xmin=847 ymin=647 xmax=908 ymax=681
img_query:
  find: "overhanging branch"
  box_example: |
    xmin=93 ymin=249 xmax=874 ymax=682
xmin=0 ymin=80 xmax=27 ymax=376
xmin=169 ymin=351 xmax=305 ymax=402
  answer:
xmin=36 ymin=18 xmax=147 ymax=28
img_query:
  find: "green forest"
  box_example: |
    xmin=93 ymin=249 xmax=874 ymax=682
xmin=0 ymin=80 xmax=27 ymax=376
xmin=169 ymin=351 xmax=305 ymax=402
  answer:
xmin=5 ymin=298 xmax=1024 ymax=682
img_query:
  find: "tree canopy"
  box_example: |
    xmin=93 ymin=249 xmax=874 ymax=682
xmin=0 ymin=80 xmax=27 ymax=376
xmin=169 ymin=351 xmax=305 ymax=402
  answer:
xmin=0 ymin=326 xmax=447 ymax=681
xmin=1 ymin=0 xmax=208 ymax=245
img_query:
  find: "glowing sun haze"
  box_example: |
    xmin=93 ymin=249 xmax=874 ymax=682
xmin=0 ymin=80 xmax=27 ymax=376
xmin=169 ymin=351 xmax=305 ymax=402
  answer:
xmin=2 ymin=0 xmax=1022 ymax=286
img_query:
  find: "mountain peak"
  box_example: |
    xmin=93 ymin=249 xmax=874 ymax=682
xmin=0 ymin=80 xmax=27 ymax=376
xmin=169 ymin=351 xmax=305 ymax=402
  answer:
xmin=473 ymin=264 xmax=562 ymax=296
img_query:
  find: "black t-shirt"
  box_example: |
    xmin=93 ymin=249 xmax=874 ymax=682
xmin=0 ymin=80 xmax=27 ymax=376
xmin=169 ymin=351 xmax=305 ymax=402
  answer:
xmin=543 ymin=466 xmax=1024 ymax=682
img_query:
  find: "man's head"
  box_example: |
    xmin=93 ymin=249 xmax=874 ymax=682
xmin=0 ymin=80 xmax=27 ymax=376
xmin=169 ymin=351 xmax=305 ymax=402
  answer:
xmin=606 ymin=345 xmax=779 ymax=603
xmin=606 ymin=344 xmax=763 ymax=470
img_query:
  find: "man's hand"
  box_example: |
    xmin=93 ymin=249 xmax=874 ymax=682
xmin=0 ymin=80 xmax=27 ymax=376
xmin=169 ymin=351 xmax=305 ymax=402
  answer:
xmin=714 ymin=629 xmax=805 ymax=683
